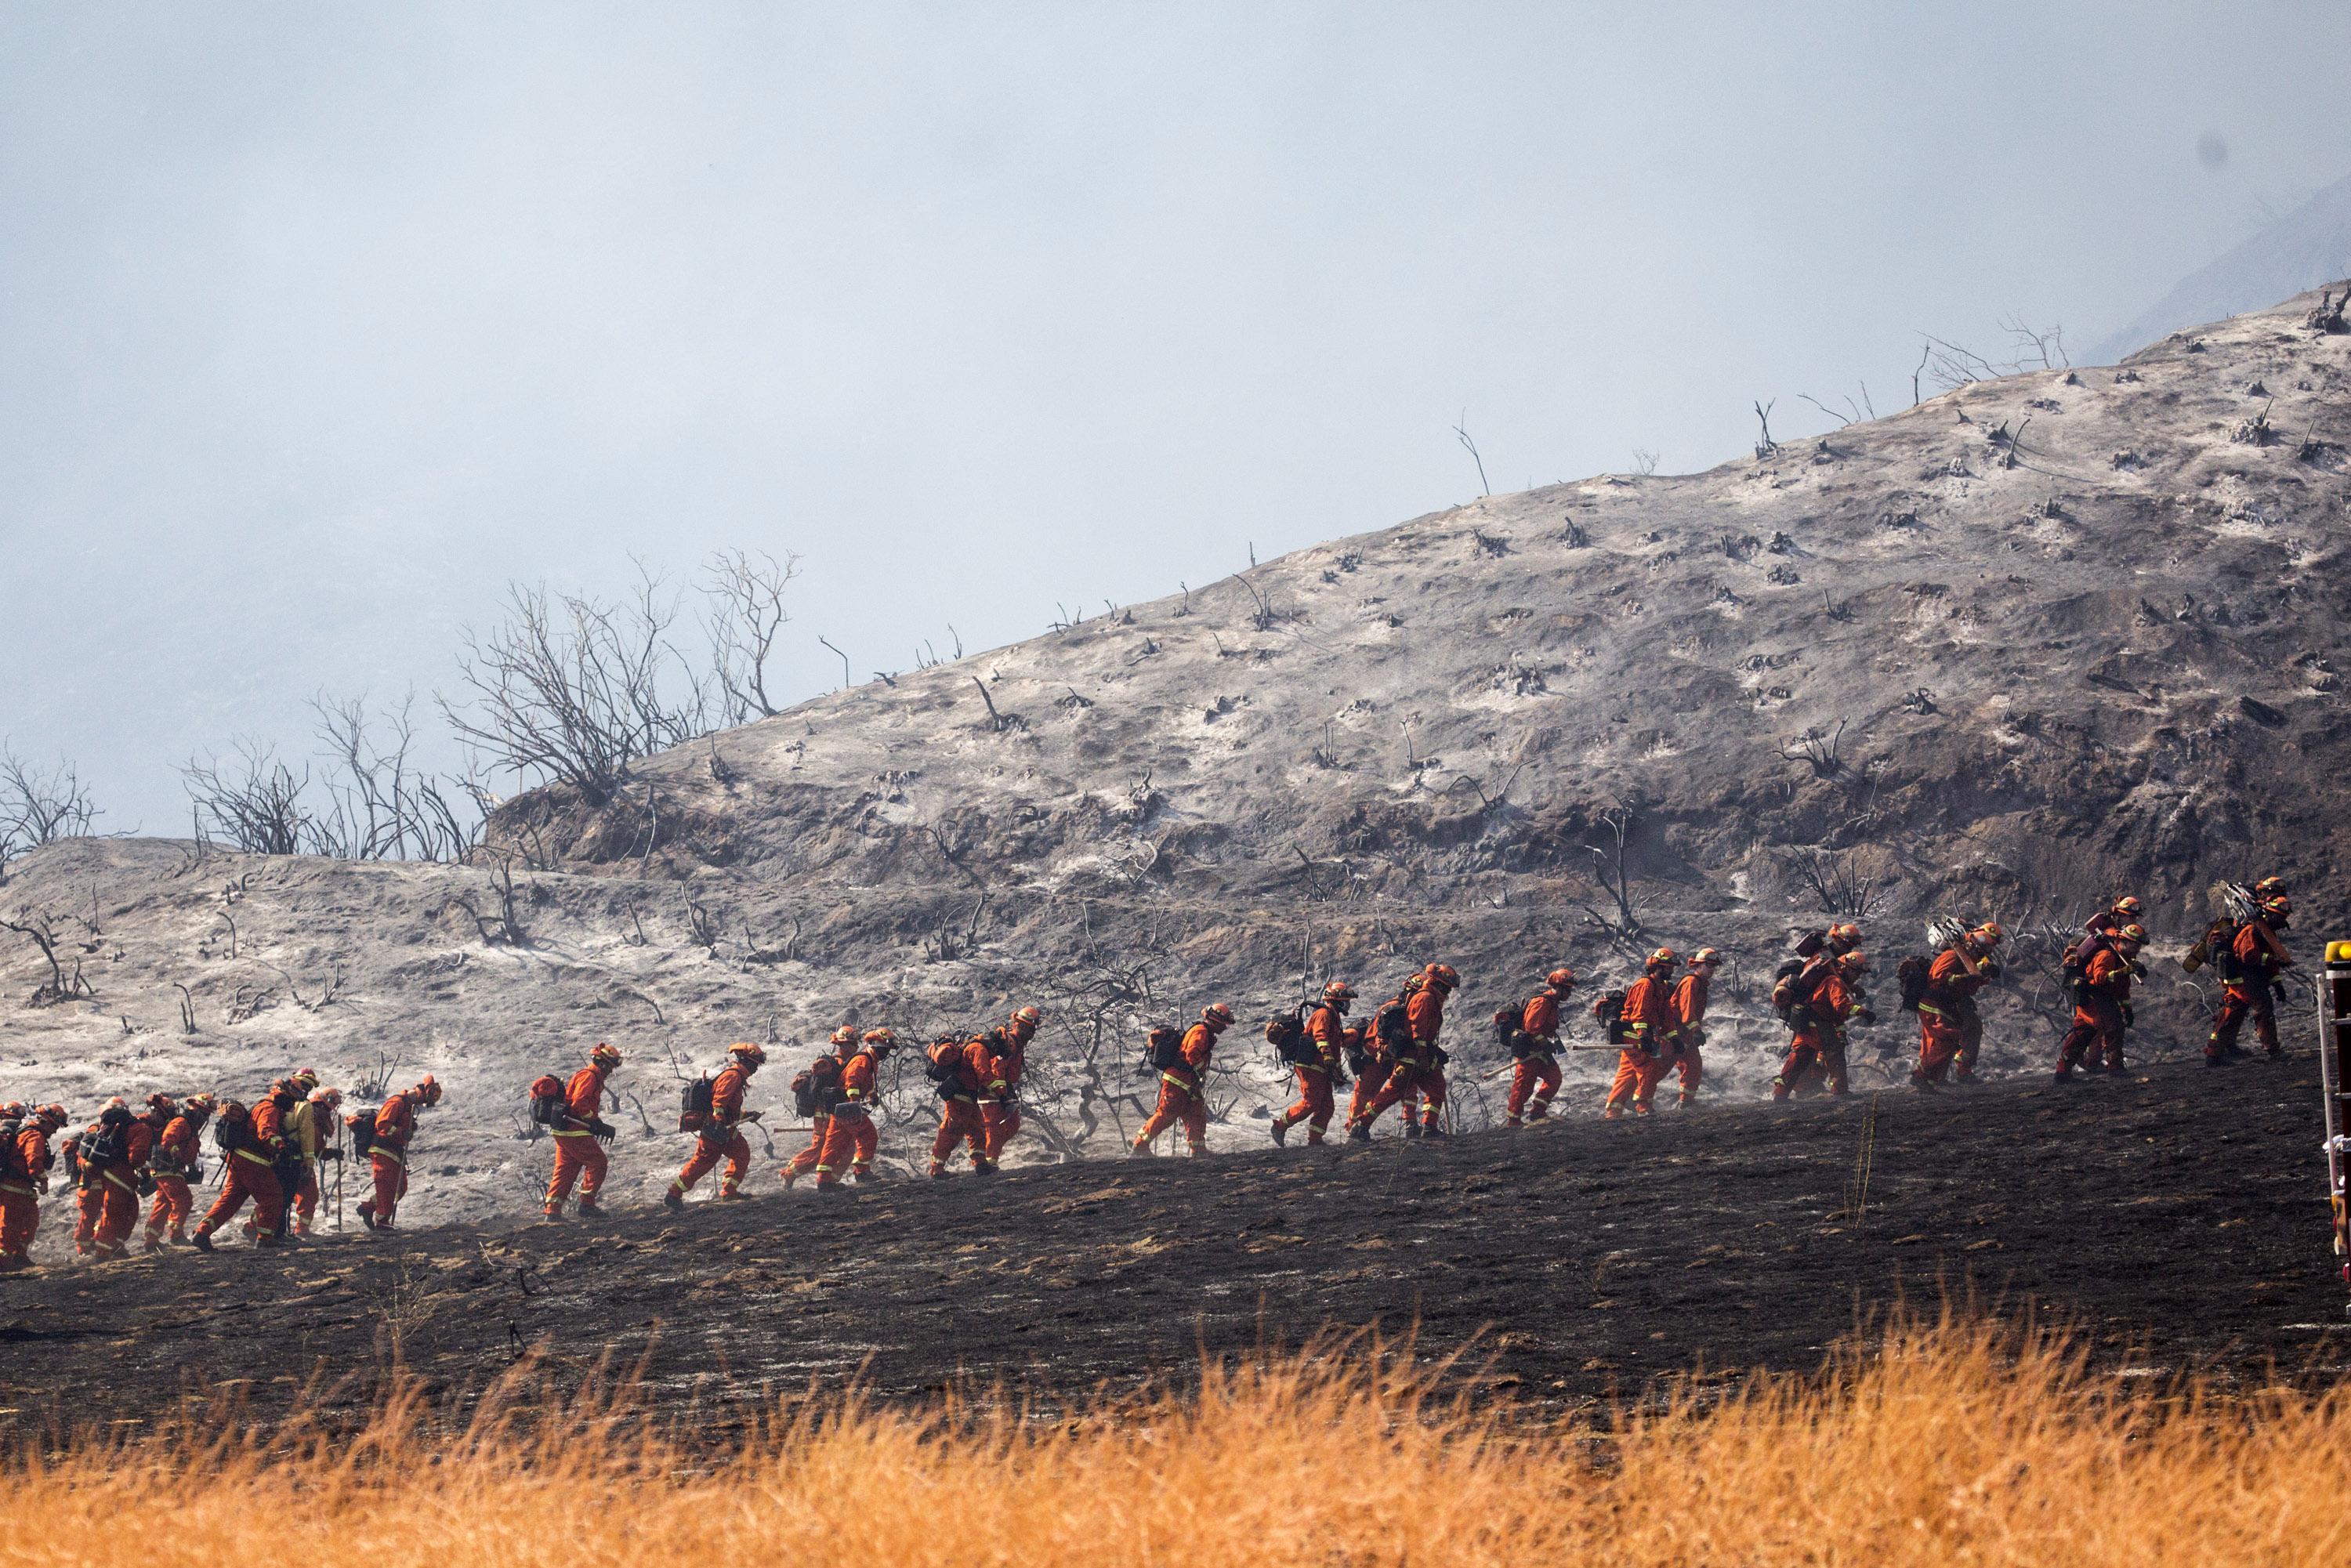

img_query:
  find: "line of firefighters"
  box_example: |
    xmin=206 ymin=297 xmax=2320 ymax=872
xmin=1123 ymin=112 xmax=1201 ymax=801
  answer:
xmin=0 ymin=880 xmax=2299 ymax=1266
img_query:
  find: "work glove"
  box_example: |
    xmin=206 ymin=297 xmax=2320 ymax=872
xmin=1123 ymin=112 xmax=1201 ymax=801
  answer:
xmin=740 ymin=1109 xmax=763 ymax=1124
xmin=137 ymin=1173 xmax=157 ymax=1198
xmin=590 ymin=1118 xmax=616 ymax=1142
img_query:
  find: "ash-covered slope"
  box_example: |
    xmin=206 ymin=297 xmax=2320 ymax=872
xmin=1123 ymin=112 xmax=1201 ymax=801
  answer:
xmin=2 ymin=286 xmax=2348 ymax=1249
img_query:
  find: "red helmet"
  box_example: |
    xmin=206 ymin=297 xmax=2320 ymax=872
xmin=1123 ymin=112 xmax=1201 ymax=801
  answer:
xmin=861 ymin=1028 xmax=898 ymax=1056
xmin=1012 ymin=1005 xmax=1042 ymax=1027
xmin=1202 ymin=1002 xmax=1237 ymax=1027
xmin=2112 ymin=896 xmax=2143 ymax=918
xmin=590 ymin=1043 xmax=623 ymax=1070
xmin=34 ymin=1104 xmax=68 ymax=1132
xmin=1545 ymin=968 xmax=1576 ymax=989
xmin=729 ymin=1042 xmax=768 ymax=1067
xmin=1838 ymin=950 xmax=1871 ymax=972
xmin=309 ymin=1085 xmax=342 ymax=1110
xmin=2117 ymin=924 xmax=2148 ymax=944
xmin=1322 ymin=980 xmax=1357 ymax=1005
xmin=829 ymin=1025 xmax=857 ymax=1047
xmin=1646 ymin=947 xmax=1678 ymax=969
xmin=1688 ymin=948 xmax=1722 ymax=968
xmin=145 ymin=1092 xmax=178 ymax=1118
xmin=1828 ymin=923 xmax=1863 ymax=948
xmin=413 ymin=1077 xmax=442 ymax=1107
xmin=1970 ymin=922 xmax=2005 ymax=949
xmin=1425 ymin=963 xmax=1460 ymax=990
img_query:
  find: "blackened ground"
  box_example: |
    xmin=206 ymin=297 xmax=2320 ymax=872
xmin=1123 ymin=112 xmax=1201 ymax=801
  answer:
xmin=4 ymin=1054 xmax=2346 ymax=1434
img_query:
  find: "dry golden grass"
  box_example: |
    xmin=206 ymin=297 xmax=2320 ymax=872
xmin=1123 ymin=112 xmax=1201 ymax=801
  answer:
xmin=6 ymin=1318 xmax=2348 ymax=1566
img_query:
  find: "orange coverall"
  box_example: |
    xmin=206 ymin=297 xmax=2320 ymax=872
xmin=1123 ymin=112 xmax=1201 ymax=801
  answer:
xmin=982 ymin=1019 xmax=1037 ymax=1161
xmin=2 ymin=1124 xmax=55 ymax=1267
xmin=1669 ymin=972 xmax=1710 ymax=1103
xmin=200 ymin=1095 xmax=289 ymax=1242
xmin=931 ymin=1040 xmax=997 ymax=1175
xmin=1136 ymin=1023 xmax=1216 ymax=1153
xmin=1277 ymin=1001 xmax=1348 ymax=1142
xmin=1360 ymin=987 xmax=1450 ymax=1131
xmin=674 ymin=1065 xmax=754 ymax=1197
xmin=2059 ymin=947 xmax=2135 ymax=1076
xmin=2208 ymin=922 xmax=2288 ymax=1060
xmin=545 ymin=1063 xmax=612 ymax=1214
xmin=1508 ymin=990 xmax=1564 ymax=1123
xmin=815 ymin=1048 xmax=882 ymax=1186
xmin=1917 ymin=947 xmax=1991 ymax=1083
xmin=364 ymin=1093 xmax=417 ymax=1226
xmin=143 ymin=1113 xmax=205 ymax=1248
xmin=74 ymin=1117 xmax=151 ymax=1257
xmin=1604 ymin=974 xmax=1675 ymax=1116
xmin=1775 ymin=972 xmax=1860 ymax=1097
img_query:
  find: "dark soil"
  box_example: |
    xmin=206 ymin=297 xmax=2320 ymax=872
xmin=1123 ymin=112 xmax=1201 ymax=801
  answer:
xmin=4 ymin=1054 xmax=2345 ymax=1434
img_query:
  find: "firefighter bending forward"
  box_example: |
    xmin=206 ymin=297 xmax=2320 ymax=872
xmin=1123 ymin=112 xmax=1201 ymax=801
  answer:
xmin=816 ymin=1030 xmax=897 ymax=1188
xmin=1134 ymin=1004 xmax=1234 ymax=1157
xmin=357 ymin=1077 xmax=441 ymax=1231
xmin=545 ymin=1044 xmax=621 ymax=1220
xmin=1508 ymin=969 xmax=1575 ymax=1126
xmin=1273 ymin=982 xmax=1353 ymax=1146
xmin=668 ymin=1044 xmax=764 ymax=1207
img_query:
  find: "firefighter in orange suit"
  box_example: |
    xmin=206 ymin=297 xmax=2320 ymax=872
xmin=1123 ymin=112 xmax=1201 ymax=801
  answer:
xmin=1273 ymin=982 xmax=1353 ymax=1146
xmin=1133 ymin=1004 xmax=1234 ymax=1157
xmin=816 ymin=1030 xmax=897 ymax=1188
xmin=1507 ymin=969 xmax=1575 ymax=1126
xmin=355 ymin=1077 xmax=440 ymax=1231
xmin=545 ymin=1043 xmax=621 ymax=1219
xmin=667 ymin=1045 xmax=764 ymax=1207
xmin=1603 ymin=950 xmax=1679 ymax=1117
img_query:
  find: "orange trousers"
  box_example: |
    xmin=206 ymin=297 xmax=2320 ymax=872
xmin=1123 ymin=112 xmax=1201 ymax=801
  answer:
xmin=76 ymin=1170 xmax=138 ymax=1255
xmin=0 ymin=1184 xmax=37 ymax=1265
xmin=931 ymin=1099 xmax=991 ymax=1173
xmin=1346 ymin=1056 xmax=1393 ymax=1126
xmin=1135 ymin=1074 xmax=1208 ymax=1152
xmin=546 ymin=1132 xmax=608 ymax=1211
xmin=782 ymin=1116 xmax=829 ymax=1180
xmin=1603 ymin=1048 xmax=1665 ymax=1115
xmin=2208 ymin=984 xmax=2277 ymax=1059
xmin=981 ymin=1099 xmax=1022 ymax=1161
xmin=367 ymin=1150 xmax=409 ymax=1226
xmin=200 ymin=1153 xmax=285 ymax=1239
xmin=1774 ymin=1033 xmax=1849 ymax=1096
xmin=1276 ymin=1065 xmax=1335 ymax=1140
xmin=1358 ymin=1060 xmax=1446 ymax=1130
xmin=1507 ymin=1053 xmax=1561 ymax=1121
xmin=291 ymin=1161 xmax=321 ymax=1233
xmin=816 ymin=1108 xmax=877 ymax=1186
xmin=145 ymin=1175 xmax=194 ymax=1244
xmin=673 ymin=1129 xmax=750 ymax=1197
xmin=1674 ymin=1041 xmax=1704 ymax=1101
xmin=2059 ymin=999 xmax=2125 ymax=1075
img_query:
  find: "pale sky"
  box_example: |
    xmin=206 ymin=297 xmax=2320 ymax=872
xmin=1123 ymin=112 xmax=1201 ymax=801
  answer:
xmin=5 ymin=2 xmax=2347 ymax=831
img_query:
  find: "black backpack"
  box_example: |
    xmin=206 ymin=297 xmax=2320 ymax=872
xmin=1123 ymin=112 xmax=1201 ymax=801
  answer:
xmin=346 ymin=1106 xmax=379 ymax=1161
xmin=1265 ymin=1008 xmax=1316 ymax=1067
xmin=212 ymin=1099 xmax=253 ymax=1154
xmin=0 ymin=1117 xmax=24 ymax=1182
xmin=1590 ymin=989 xmax=1629 ymax=1046
xmin=2184 ymin=918 xmax=2243 ymax=983
xmin=1493 ymin=1007 xmax=1538 ymax=1059
xmin=85 ymin=1105 xmax=133 ymax=1165
xmin=679 ymin=1074 xmax=715 ymax=1132
xmin=1146 ymin=1024 xmax=1186 ymax=1072
xmin=1371 ymin=997 xmax=1413 ymax=1051
xmin=792 ymin=1056 xmax=844 ymax=1117
xmin=528 ymin=1074 xmax=567 ymax=1127
xmin=1896 ymin=955 xmax=1932 ymax=1012
xmin=1772 ymin=958 xmax=1835 ymax=1026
